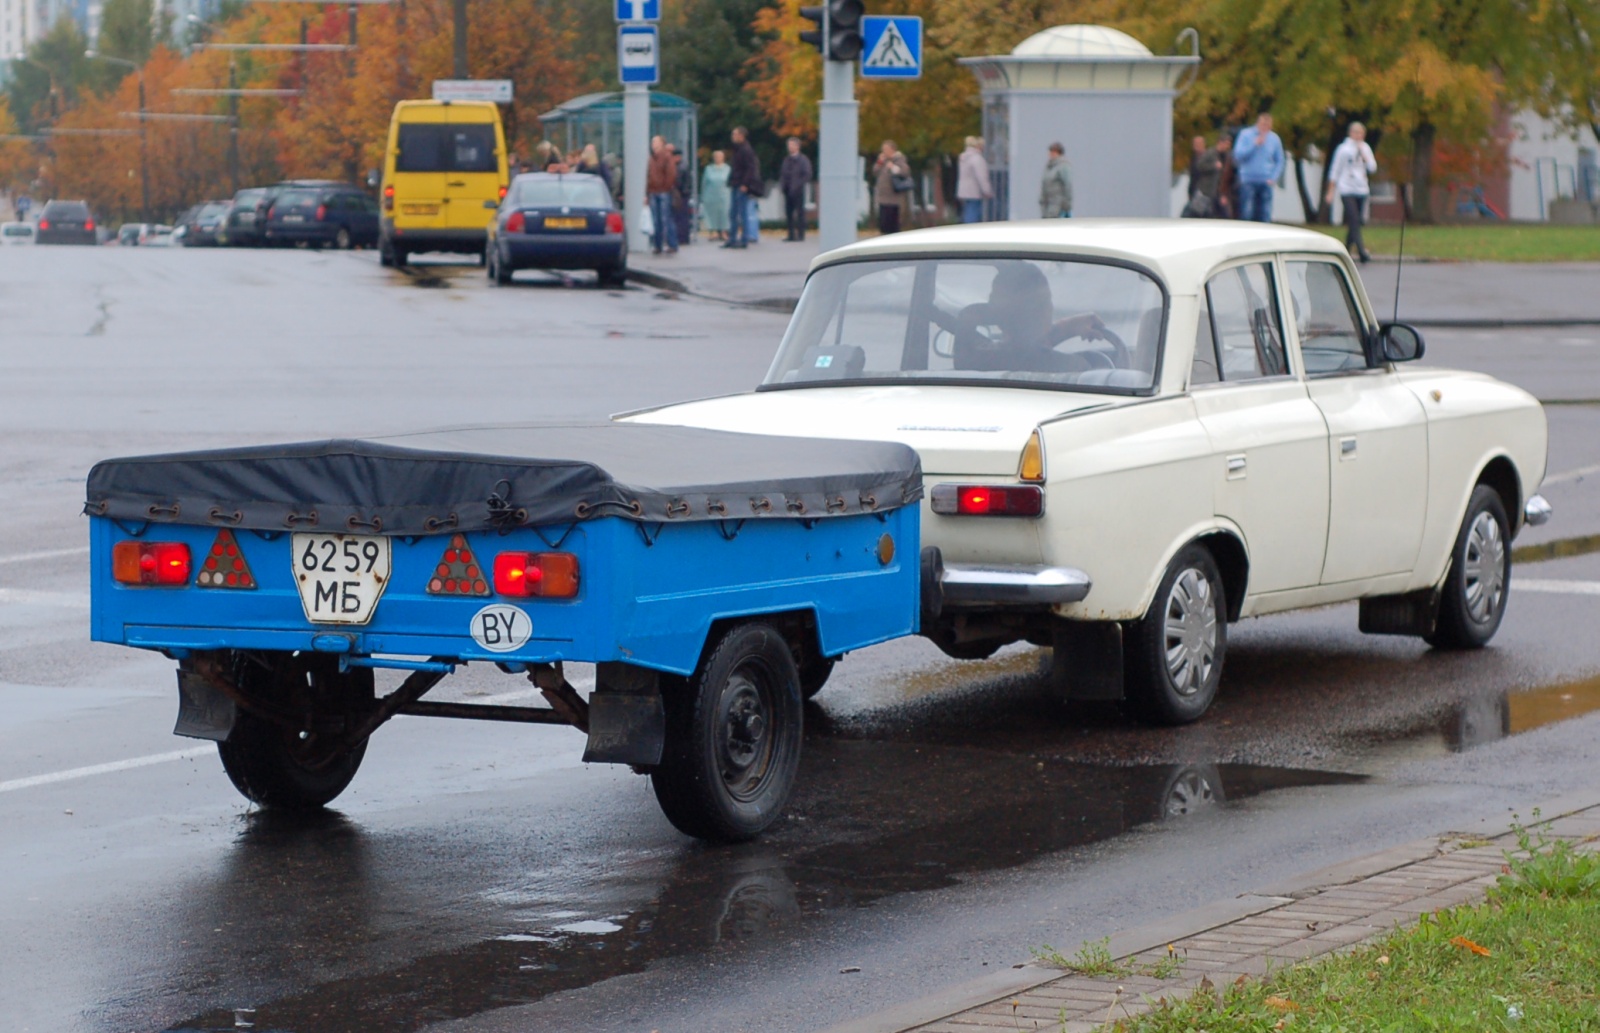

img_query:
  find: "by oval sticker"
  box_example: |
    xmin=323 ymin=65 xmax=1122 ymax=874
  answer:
xmin=470 ymin=604 xmax=532 ymax=653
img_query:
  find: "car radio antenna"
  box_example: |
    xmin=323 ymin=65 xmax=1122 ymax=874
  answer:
xmin=1392 ymin=185 xmax=1408 ymax=324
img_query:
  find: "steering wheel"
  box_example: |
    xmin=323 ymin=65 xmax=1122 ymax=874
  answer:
xmin=1092 ymin=326 xmax=1130 ymax=368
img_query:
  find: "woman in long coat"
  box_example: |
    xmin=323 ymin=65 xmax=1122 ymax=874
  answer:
xmin=699 ymin=150 xmax=732 ymax=242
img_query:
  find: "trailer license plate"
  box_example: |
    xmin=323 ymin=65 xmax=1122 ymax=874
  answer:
xmin=292 ymin=533 xmax=392 ymax=625
xmin=545 ymin=217 xmax=585 ymax=229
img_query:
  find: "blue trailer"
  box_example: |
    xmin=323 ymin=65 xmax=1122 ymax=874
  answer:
xmin=86 ymin=424 xmax=927 ymax=841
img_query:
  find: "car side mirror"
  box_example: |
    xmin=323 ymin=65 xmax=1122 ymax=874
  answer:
xmin=1374 ymin=322 xmax=1425 ymax=363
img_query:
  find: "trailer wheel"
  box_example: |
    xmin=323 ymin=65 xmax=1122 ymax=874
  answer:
xmin=217 ymin=658 xmax=372 ymax=810
xmin=652 ymin=622 xmax=803 ymax=842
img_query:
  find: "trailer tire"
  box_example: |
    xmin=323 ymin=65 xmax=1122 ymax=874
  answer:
xmin=652 ymin=622 xmax=803 ymax=842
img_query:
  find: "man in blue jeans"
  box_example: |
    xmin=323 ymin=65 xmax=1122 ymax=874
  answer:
xmin=646 ymin=135 xmax=679 ymax=254
xmin=1232 ymin=112 xmax=1284 ymax=222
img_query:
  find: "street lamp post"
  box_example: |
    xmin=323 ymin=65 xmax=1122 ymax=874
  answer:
xmin=85 ymin=50 xmax=148 ymax=222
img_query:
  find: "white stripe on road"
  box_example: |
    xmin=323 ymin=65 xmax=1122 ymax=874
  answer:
xmin=1543 ymin=462 xmax=1600 ymax=487
xmin=0 ymin=546 xmax=89 ymax=566
xmin=0 ymin=587 xmax=90 ymax=609
xmin=0 ymin=746 xmax=213 ymax=794
xmin=1515 ymin=578 xmax=1600 ymax=596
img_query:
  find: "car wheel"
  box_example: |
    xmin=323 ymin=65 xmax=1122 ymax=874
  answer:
xmin=597 ymin=264 xmax=627 ymax=288
xmin=1427 ymin=485 xmax=1510 ymax=650
xmin=334 ymin=227 xmax=352 ymax=250
xmin=492 ymin=249 xmax=513 ymax=286
xmin=651 ymin=622 xmax=803 ymax=842
xmin=1123 ymin=543 xmax=1227 ymax=725
xmin=378 ymin=237 xmax=394 ymax=267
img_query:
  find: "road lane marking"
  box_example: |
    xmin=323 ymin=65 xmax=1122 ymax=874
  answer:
xmin=0 ymin=746 xmax=213 ymax=794
xmin=1514 ymin=578 xmax=1600 ymax=596
xmin=0 ymin=588 xmax=90 ymax=610
xmin=0 ymin=546 xmax=89 ymax=566
xmin=1543 ymin=462 xmax=1600 ymax=486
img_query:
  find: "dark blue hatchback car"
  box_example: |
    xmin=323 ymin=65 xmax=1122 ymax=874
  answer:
xmin=487 ymin=173 xmax=626 ymax=287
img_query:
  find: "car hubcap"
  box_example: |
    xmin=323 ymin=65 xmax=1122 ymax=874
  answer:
xmin=717 ymin=668 xmax=774 ymax=801
xmin=1463 ymin=511 xmax=1506 ymax=624
xmin=1163 ymin=569 xmax=1217 ymax=697
xmin=1163 ymin=769 xmax=1217 ymax=818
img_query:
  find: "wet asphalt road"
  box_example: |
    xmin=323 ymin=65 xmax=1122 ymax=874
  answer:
xmin=2 ymin=246 xmax=1600 ymax=1033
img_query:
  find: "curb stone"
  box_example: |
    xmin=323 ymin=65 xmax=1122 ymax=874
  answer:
xmin=818 ymin=784 xmax=1600 ymax=1033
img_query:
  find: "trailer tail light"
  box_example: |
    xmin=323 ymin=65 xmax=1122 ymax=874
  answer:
xmin=929 ymin=484 xmax=1044 ymax=517
xmin=383 ymin=185 xmax=394 ymax=211
xmin=1019 ymin=429 xmax=1046 ymax=482
xmin=112 ymin=541 xmax=192 ymax=585
xmin=493 ymin=552 xmax=579 ymax=598
xmin=605 ymin=211 xmax=624 ymax=234
xmin=505 ymin=210 xmax=525 ymax=233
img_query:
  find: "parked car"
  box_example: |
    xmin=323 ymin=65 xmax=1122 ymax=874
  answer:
xmin=116 ymin=223 xmax=146 ymax=246
xmin=486 ymin=172 xmax=627 ymax=287
xmin=0 ymin=221 xmax=35 ymax=245
xmin=36 ymin=200 xmax=98 ymax=245
xmin=114 ymin=222 xmax=174 ymax=246
xmin=628 ymin=220 xmax=1551 ymax=724
xmin=180 ymin=200 xmax=233 ymax=247
xmin=261 ymin=184 xmax=380 ymax=249
xmin=144 ymin=224 xmax=175 ymax=247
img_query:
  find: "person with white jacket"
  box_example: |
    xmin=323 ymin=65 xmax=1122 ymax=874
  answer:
xmin=1326 ymin=122 xmax=1378 ymax=263
xmin=955 ymin=137 xmax=993 ymax=223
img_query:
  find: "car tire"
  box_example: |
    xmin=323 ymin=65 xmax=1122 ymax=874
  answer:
xmin=334 ymin=227 xmax=352 ymax=250
xmin=1123 ymin=543 xmax=1227 ymax=725
xmin=651 ymin=622 xmax=803 ymax=842
xmin=597 ymin=264 xmax=627 ymax=289
xmin=491 ymin=249 xmax=513 ymax=286
xmin=378 ymin=237 xmax=394 ymax=267
xmin=1427 ymin=485 xmax=1511 ymax=650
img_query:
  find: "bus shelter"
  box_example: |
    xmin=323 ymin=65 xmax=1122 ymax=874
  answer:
xmin=538 ymin=91 xmax=700 ymax=202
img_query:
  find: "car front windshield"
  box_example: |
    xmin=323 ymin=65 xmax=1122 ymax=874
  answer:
xmin=761 ymin=257 xmax=1167 ymax=392
xmin=513 ymin=177 xmax=611 ymax=209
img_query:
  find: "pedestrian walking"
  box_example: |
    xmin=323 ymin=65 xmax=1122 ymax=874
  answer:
xmin=956 ymin=136 xmax=992 ymax=223
xmin=1233 ymin=112 xmax=1285 ymax=222
xmin=872 ymin=140 xmax=912 ymax=235
xmin=724 ymin=127 xmax=762 ymax=249
xmin=1039 ymin=142 xmax=1073 ymax=218
xmin=646 ymin=135 xmax=679 ymax=255
xmin=1182 ymin=135 xmax=1223 ymax=218
xmin=1326 ymin=121 xmax=1378 ymax=263
xmin=779 ymin=137 xmax=813 ymax=241
xmin=1215 ymin=134 xmax=1236 ymax=218
xmin=700 ymin=150 xmax=732 ymax=241
xmin=669 ymin=144 xmax=694 ymax=245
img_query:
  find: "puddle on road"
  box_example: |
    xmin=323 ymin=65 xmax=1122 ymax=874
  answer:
xmin=164 ymin=747 xmax=1361 ymax=1033
xmin=1444 ymin=672 xmax=1600 ymax=751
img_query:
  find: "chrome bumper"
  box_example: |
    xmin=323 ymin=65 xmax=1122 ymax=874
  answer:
xmin=1525 ymin=494 xmax=1552 ymax=527
xmin=941 ymin=564 xmax=1092 ymax=606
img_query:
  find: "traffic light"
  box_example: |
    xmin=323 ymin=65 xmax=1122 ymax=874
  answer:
xmin=799 ymin=0 xmax=865 ymax=62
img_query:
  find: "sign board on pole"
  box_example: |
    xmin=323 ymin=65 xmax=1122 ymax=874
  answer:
xmin=618 ymin=25 xmax=660 ymax=85
xmin=860 ymin=16 xmax=922 ymax=79
xmin=615 ymin=0 xmax=659 ymax=22
xmin=432 ymin=79 xmax=514 ymax=103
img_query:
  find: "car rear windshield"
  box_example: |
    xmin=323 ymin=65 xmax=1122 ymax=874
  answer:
xmin=395 ymin=123 xmax=498 ymax=173
xmin=762 ymin=257 xmax=1167 ymax=393
xmin=43 ymin=202 xmax=89 ymax=217
xmin=276 ymin=190 xmax=321 ymax=208
xmin=198 ymin=203 xmax=229 ymax=218
xmin=233 ymin=189 xmax=265 ymax=205
xmin=3 ymin=224 xmax=33 ymax=236
xmin=512 ymin=177 xmax=612 ymax=209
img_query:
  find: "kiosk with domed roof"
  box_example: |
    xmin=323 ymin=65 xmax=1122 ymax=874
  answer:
xmin=960 ymin=25 xmax=1199 ymax=220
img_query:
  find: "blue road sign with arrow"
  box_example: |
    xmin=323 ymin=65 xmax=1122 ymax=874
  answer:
xmin=615 ymin=0 xmax=659 ymax=22
xmin=860 ymin=15 xmax=921 ymax=79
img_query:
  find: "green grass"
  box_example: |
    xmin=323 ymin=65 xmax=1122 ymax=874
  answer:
xmin=1033 ymin=937 xmax=1186 ymax=980
xmin=1111 ymin=818 xmax=1600 ymax=1032
xmin=1305 ymin=223 xmax=1600 ymax=262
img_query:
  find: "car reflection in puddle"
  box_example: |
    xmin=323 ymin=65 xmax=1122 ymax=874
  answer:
xmin=166 ymin=741 xmax=1363 ymax=1033
xmin=1447 ymin=671 xmax=1600 ymax=751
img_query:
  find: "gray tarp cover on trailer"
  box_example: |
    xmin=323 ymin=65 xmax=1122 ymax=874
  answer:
xmin=85 ymin=422 xmax=923 ymax=535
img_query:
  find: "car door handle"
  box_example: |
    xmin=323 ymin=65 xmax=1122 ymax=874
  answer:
xmin=1339 ymin=436 xmax=1357 ymax=458
xmin=1226 ymin=453 xmax=1247 ymax=479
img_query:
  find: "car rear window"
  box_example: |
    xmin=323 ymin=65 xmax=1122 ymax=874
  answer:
xmin=512 ymin=178 xmax=612 ymax=208
xmin=198 ymin=203 xmax=228 ymax=218
xmin=3 ymin=224 xmax=33 ymax=236
xmin=276 ymin=190 xmax=321 ymax=207
xmin=233 ymin=189 xmax=265 ymax=205
xmin=395 ymin=123 xmax=498 ymax=173
xmin=44 ymin=202 xmax=89 ymax=217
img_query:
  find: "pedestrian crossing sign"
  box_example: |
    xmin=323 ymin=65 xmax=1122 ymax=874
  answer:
xmin=860 ymin=15 xmax=922 ymax=79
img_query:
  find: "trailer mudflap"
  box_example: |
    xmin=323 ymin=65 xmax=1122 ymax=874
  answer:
xmin=582 ymin=661 xmax=665 ymax=766
xmin=174 ymin=668 xmax=237 ymax=741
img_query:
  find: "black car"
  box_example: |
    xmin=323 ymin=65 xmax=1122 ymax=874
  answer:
xmin=36 ymin=200 xmax=98 ymax=245
xmin=180 ymin=201 xmax=231 ymax=247
xmin=218 ymin=187 xmax=268 ymax=246
xmin=261 ymin=184 xmax=380 ymax=249
xmin=486 ymin=173 xmax=627 ymax=287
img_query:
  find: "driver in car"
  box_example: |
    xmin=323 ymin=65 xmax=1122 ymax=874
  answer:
xmin=951 ymin=261 xmax=1111 ymax=372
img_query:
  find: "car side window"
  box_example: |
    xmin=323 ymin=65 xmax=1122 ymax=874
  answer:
xmin=1204 ymin=262 xmax=1289 ymax=381
xmin=1285 ymin=260 xmax=1369 ymax=373
xmin=1190 ymin=295 xmax=1221 ymax=386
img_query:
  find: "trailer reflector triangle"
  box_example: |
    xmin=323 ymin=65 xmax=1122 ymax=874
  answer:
xmin=196 ymin=529 xmax=256 ymax=589
xmin=428 ymin=534 xmax=491 ymax=596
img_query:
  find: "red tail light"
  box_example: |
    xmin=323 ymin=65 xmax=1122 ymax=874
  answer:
xmin=314 ymin=204 xmax=327 ymax=221
xmin=84 ymin=219 xmax=95 ymax=231
xmin=493 ymin=552 xmax=579 ymax=598
xmin=112 ymin=541 xmax=192 ymax=585
xmin=929 ymin=484 xmax=1044 ymax=517
xmin=383 ymin=185 xmax=394 ymax=211
xmin=505 ymin=210 xmax=526 ymax=233
xmin=605 ymin=211 xmax=623 ymax=234
xmin=499 ymin=185 xmax=507 ymax=199
xmin=265 ymin=205 xmax=275 ymax=220
xmin=38 ymin=218 xmax=49 ymax=230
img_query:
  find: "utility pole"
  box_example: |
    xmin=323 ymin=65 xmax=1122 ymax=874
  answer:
xmin=452 ymin=0 xmax=467 ymax=78
xmin=817 ymin=57 xmax=857 ymax=252
xmin=227 ymin=58 xmax=239 ymax=194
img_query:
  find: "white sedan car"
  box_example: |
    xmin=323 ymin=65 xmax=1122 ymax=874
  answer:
xmin=628 ymin=220 xmax=1550 ymax=724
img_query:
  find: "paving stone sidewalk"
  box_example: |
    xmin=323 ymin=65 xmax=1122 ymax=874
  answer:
xmin=895 ymin=802 xmax=1600 ymax=1033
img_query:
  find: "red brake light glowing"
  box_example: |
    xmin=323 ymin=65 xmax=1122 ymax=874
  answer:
xmin=382 ymin=185 xmax=394 ymax=211
xmin=605 ymin=211 xmax=624 ymax=234
xmin=505 ymin=210 xmax=526 ymax=233
xmin=929 ymin=484 xmax=1044 ymax=517
xmin=112 ymin=541 xmax=192 ymax=585
xmin=38 ymin=218 xmax=49 ymax=230
xmin=493 ymin=552 xmax=579 ymax=598
xmin=84 ymin=219 xmax=95 ymax=231
xmin=314 ymin=204 xmax=327 ymax=221
xmin=499 ymin=185 xmax=508 ymax=199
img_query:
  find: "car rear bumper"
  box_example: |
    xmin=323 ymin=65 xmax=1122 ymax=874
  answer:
xmin=37 ymin=232 xmax=97 ymax=245
xmin=264 ymin=222 xmax=337 ymax=243
xmin=384 ymin=225 xmax=487 ymax=254
xmin=501 ymin=233 xmax=626 ymax=269
xmin=941 ymin=564 xmax=1092 ymax=606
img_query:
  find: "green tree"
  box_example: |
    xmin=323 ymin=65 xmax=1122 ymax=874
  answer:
xmin=96 ymin=0 xmax=158 ymax=66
